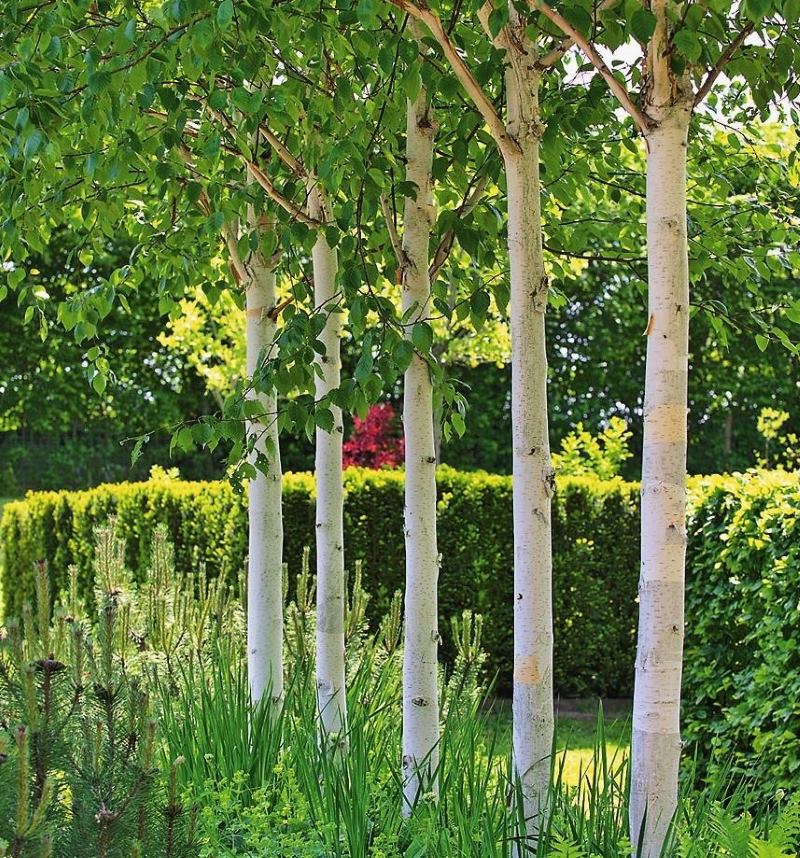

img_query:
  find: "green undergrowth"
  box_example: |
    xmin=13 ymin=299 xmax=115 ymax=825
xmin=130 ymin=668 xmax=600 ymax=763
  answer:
xmin=1 ymin=522 xmax=798 ymax=857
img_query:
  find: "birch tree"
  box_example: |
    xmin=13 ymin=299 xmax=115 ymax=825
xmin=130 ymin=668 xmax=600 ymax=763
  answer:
xmin=308 ymin=182 xmax=348 ymax=741
xmin=242 ymin=225 xmax=285 ymax=705
xmin=380 ymin=1 xmax=572 ymax=837
xmin=397 ymin=80 xmax=441 ymax=809
xmin=523 ymin=0 xmax=798 ymax=851
xmin=0 ymin=2 xmax=365 ymax=725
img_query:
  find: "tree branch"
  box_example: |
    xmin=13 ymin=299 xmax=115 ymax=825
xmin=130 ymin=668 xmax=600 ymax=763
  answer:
xmin=176 ymin=142 xmax=248 ymax=283
xmin=258 ymin=125 xmax=307 ymax=178
xmin=245 ymin=160 xmax=321 ymax=227
xmin=429 ymin=172 xmax=489 ymax=280
xmin=379 ymin=193 xmax=407 ymax=271
xmin=387 ymin=0 xmax=521 ymax=156
xmin=152 ymin=106 xmax=322 ymax=228
xmin=693 ymin=23 xmax=754 ymax=107
xmin=531 ymin=0 xmax=655 ymax=133
xmin=536 ymin=0 xmax=619 ymax=69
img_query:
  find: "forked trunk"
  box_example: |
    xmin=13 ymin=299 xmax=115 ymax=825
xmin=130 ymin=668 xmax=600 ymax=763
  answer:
xmin=401 ymin=86 xmax=440 ymax=812
xmin=309 ymin=184 xmax=348 ymax=742
xmin=630 ymin=109 xmax=691 ymax=857
xmin=245 ymin=246 xmax=284 ymax=706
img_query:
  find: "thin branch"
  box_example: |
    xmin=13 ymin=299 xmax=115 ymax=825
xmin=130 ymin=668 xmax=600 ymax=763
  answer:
xmin=379 ymin=193 xmax=407 ymax=268
xmin=693 ymin=23 xmax=754 ymax=107
xmin=532 ymin=0 xmax=655 ymax=133
xmin=536 ymin=0 xmax=619 ymax=69
xmin=193 ymin=88 xmax=309 ymax=179
xmin=149 ymin=108 xmax=320 ymax=227
xmin=429 ymin=173 xmax=489 ymax=280
xmin=245 ymin=160 xmax=321 ymax=227
xmin=258 ymin=126 xmax=307 ymax=178
xmin=387 ymin=0 xmax=521 ymax=156
xmin=223 ymin=219 xmax=248 ymax=284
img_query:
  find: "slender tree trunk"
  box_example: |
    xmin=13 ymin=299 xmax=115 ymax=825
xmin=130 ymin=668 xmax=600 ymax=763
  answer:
xmin=401 ymin=85 xmax=440 ymax=812
xmin=245 ymin=245 xmax=284 ymax=706
xmin=503 ymin=47 xmax=554 ymax=848
xmin=723 ymin=410 xmax=733 ymax=457
xmin=630 ymin=109 xmax=691 ymax=857
xmin=308 ymin=184 xmax=347 ymax=742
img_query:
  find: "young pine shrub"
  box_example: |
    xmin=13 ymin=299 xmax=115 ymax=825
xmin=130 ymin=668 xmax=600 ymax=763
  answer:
xmin=0 ymin=525 xmax=196 ymax=858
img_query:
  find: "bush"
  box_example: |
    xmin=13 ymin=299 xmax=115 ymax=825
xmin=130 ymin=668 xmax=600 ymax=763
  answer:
xmin=0 ymin=468 xmax=640 ymax=697
xmin=683 ymin=470 xmax=800 ymax=795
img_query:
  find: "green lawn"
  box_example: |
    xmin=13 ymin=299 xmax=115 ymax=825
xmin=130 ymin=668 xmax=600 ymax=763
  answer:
xmin=481 ymin=697 xmax=631 ymax=787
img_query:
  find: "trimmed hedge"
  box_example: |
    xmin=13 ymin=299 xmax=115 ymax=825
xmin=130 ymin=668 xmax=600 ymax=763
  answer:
xmin=0 ymin=467 xmax=641 ymax=697
xmin=683 ymin=470 xmax=800 ymax=794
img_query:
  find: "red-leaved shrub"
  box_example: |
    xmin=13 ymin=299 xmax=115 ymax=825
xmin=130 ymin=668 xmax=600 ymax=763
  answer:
xmin=342 ymin=403 xmax=404 ymax=469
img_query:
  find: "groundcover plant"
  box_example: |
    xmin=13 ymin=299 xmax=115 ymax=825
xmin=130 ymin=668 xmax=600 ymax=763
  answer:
xmin=1 ymin=525 xmax=798 ymax=856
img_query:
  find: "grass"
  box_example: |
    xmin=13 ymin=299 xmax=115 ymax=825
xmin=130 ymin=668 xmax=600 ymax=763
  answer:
xmin=482 ymin=697 xmax=631 ymax=787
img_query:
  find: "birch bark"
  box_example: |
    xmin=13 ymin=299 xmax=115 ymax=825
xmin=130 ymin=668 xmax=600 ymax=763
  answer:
xmin=308 ymin=184 xmax=347 ymax=742
xmin=400 ymin=85 xmax=441 ymax=812
xmin=245 ymin=241 xmax=284 ymax=707
xmin=631 ymin=108 xmax=691 ymax=857
xmin=502 ymin=35 xmax=554 ymax=843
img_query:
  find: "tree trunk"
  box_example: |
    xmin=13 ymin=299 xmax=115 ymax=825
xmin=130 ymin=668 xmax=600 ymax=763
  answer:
xmin=245 ymin=246 xmax=284 ymax=706
xmin=630 ymin=110 xmax=691 ymax=857
xmin=503 ymin=46 xmax=554 ymax=848
xmin=723 ymin=410 xmax=733 ymax=457
xmin=401 ymin=86 xmax=440 ymax=812
xmin=308 ymin=184 xmax=347 ymax=742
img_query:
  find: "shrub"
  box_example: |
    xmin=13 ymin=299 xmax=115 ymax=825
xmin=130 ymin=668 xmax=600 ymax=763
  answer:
xmin=342 ymin=403 xmax=404 ymax=469
xmin=683 ymin=470 xmax=800 ymax=796
xmin=0 ymin=468 xmax=640 ymax=697
xmin=0 ymin=533 xmax=197 ymax=858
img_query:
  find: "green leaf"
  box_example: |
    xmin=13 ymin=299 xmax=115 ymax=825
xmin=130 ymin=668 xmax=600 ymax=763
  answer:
xmin=315 ymin=407 xmax=335 ymax=432
xmin=673 ymin=29 xmax=702 ymax=62
xmin=744 ymin=0 xmax=771 ymax=21
xmin=130 ymin=434 xmax=150 ymax=467
xmin=92 ymin=373 xmax=107 ymax=395
xmin=470 ymin=289 xmax=490 ymax=318
xmin=24 ymin=130 xmax=43 ymax=159
xmin=217 ymin=0 xmax=234 ymax=28
xmin=630 ymin=8 xmax=656 ymax=42
xmin=393 ymin=339 xmax=414 ymax=372
xmin=755 ymin=333 xmax=769 ymax=352
xmin=488 ymin=6 xmax=508 ymax=37
xmin=411 ymin=322 xmax=433 ymax=354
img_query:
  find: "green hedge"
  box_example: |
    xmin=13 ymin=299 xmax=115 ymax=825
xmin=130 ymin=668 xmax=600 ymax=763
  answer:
xmin=683 ymin=470 xmax=800 ymax=794
xmin=0 ymin=467 xmax=641 ymax=697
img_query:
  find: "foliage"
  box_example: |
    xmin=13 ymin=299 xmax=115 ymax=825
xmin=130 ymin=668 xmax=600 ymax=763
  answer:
xmin=3 ymin=522 xmax=800 ymax=856
xmin=683 ymin=470 xmax=800 ymax=798
xmin=0 ymin=532 xmax=196 ymax=858
xmin=755 ymin=408 xmax=799 ymax=471
xmin=551 ymin=418 xmax=633 ymax=481
xmin=342 ymin=404 xmax=404 ymax=470
xmin=0 ymin=433 xmax=225 ymax=496
xmin=0 ymin=469 xmax=641 ymax=697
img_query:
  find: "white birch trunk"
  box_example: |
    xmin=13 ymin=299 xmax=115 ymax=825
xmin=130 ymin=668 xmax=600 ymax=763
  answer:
xmin=245 ymin=245 xmax=284 ymax=707
xmin=503 ymin=44 xmax=554 ymax=847
xmin=401 ymin=86 xmax=440 ymax=812
xmin=630 ymin=111 xmax=691 ymax=857
xmin=308 ymin=184 xmax=347 ymax=742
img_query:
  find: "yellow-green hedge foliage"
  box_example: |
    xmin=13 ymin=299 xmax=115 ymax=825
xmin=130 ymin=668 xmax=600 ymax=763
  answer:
xmin=1 ymin=467 xmax=641 ymax=696
xmin=683 ymin=470 xmax=800 ymax=794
